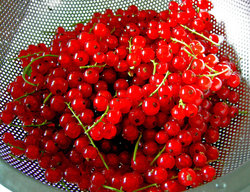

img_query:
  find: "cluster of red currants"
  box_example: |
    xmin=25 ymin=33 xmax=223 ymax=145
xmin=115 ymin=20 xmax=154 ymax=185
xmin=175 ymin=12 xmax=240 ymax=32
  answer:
xmin=0 ymin=0 xmax=242 ymax=191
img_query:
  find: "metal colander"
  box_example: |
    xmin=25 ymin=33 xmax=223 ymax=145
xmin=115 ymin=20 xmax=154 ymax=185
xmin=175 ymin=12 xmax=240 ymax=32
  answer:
xmin=0 ymin=0 xmax=249 ymax=191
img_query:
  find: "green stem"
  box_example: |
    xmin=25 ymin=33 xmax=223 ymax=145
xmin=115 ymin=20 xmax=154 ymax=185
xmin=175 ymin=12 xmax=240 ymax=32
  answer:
xmin=111 ymin=27 xmax=116 ymax=34
xmin=70 ymin=18 xmax=91 ymax=27
xmin=183 ymin=48 xmax=197 ymax=59
xmin=80 ymin=64 xmax=106 ymax=69
xmin=8 ymin=52 xmax=43 ymax=61
xmin=127 ymin=37 xmax=133 ymax=54
xmin=7 ymin=143 xmax=25 ymax=151
xmin=43 ymin=92 xmax=52 ymax=104
xmin=89 ymin=23 xmax=97 ymax=33
xmin=178 ymin=99 xmax=186 ymax=109
xmin=199 ymin=69 xmax=229 ymax=78
xmin=180 ymin=24 xmax=220 ymax=46
xmin=133 ymin=133 xmax=142 ymax=163
xmin=133 ymin=184 xmax=158 ymax=192
xmin=9 ymin=120 xmax=49 ymax=128
xmin=85 ymin=105 xmax=110 ymax=134
xmin=9 ymin=153 xmax=26 ymax=161
xmin=186 ymin=57 xmax=195 ymax=70
xmin=14 ymin=90 xmax=36 ymax=101
xmin=60 ymin=180 xmax=70 ymax=192
xmin=149 ymin=71 xmax=171 ymax=97
xmin=102 ymin=185 xmax=123 ymax=192
xmin=22 ymin=54 xmax=59 ymax=86
xmin=150 ymin=145 xmax=166 ymax=166
xmin=204 ymin=63 xmax=218 ymax=73
xmin=171 ymin=37 xmax=194 ymax=55
xmin=239 ymin=110 xmax=248 ymax=115
xmin=65 ymin=102 xmax=109 ymax=170
xmin=151 ymin=59 xmax=159 ymax=75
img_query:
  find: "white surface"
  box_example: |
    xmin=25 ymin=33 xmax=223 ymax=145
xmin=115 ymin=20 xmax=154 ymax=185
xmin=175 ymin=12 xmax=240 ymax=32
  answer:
xmin=0 ymin=184 xmax=12 ymax=192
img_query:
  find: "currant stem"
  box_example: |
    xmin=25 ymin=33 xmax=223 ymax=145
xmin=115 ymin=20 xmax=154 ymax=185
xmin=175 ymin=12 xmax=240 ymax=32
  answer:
xmin=133 ymin=133 xmax=142 ymax=163
xmin=199 ymin=69 xmax=229 ymax=78
xmin=79 ymin=64 xmax=106 ymax=69
xmin=133 ymin=183 xmax=158 ymax=192
xmin=239 ymin=110 xmax=248 ymax=115
xmin=186 ymin=57 xmax=195 ymax=70
xmin=111 ymin=27 xmax=116 ymax=34
xmin=171 ymin=37 xmax=195 ymax=55
xmin=183 ymin=48 xmax=197 ymax=59
xmin=14 ymin=90 xmax=36 ymax=101
xmin=149 ymin=71 xmax=171 ymax=97
xmin=6 ymin=143 xmax=25 ymax=151
xmin=60 ymin=180 xmax=71 ymax=192
xmin=127 ymin=37 xmax=133 ymax=54
xmin=102 ymin=185 xmax=123 ymax=192
xmin=22 ymin=54 xmax=59 ymax=86
xmin=89 ymin=23 xmax=97 ymax=33
xmin=170 ymin=176 xmax=178 ymax=180
xmin=180 ymin=24 xmax=220 ymax=46
xmin=204 ymin=63 xmax=218 ymax=73
xmin=70 ymin=18 xmax=91 ymax=27
xmin=8 ymin=52 xmax=43 ymax=61
xmin=85 ymin=105 xmax=110 ymax=134
xmin=65 ymin=102 xmax=109 ymax=170
xmin=9 ymin=154 xmax=26 ymax=161
xmin=178 ymin=99 xmax=186 ymax=109
xmin=151 ymin=59 xmax=159 ymax=75
xmin=9 ymin=120 xmax=49 ymax=128
xmin=150 ymin=144 xmax=166 ymax=166
xmin=43 ymin=92 xmax=53 ymax=104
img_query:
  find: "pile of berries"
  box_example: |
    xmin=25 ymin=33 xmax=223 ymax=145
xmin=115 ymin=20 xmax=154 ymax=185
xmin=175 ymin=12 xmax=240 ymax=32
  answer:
xmin=0 ymin=0 xmax=242 ymax=191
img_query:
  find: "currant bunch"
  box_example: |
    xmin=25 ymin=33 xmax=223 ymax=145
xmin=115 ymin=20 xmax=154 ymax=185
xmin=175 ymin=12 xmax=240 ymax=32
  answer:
xmin=0 ymin=1 xmax=243 ymax=192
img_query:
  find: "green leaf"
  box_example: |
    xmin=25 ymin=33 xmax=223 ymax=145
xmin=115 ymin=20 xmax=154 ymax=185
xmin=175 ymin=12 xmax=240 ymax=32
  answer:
xmin=24 ymin=66 xmax=32 ymax=77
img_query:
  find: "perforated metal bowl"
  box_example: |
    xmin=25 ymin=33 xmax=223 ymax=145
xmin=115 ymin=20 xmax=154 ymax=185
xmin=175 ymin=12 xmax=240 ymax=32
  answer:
xmin=0 ymin=0 xmax=249 ymax=191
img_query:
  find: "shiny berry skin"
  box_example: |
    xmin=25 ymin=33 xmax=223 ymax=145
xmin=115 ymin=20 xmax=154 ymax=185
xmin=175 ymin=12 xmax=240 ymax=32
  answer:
xmin=152 ymin=167 xmax=168 ymax=184
xmin=49 ymin=77 xmax=68 ymax=95
xmin=142 ymin=97 xmax=160 ymax=116
xmin=73 ymin=51 xmax=89 ymax=67
xmin=45 ymin=168 xmax=62 ymax=183
xmin=64 ymin=167 xmax=81 ymax=183
xmin=213 ymin=102 xmax=229 ymax=117
xmin=164 ymin=121 xmax=180 ymax=137
xmin=93 ymin=96 xmax=109 ymax=111
xmin=94 ymin=23 xmax=109 ymax=37
xmin=102 ymin=123 xmax=117 ymax=139
xmin=84 ymin=68 xmax=99 ymax=84
xmin=25 ymin=145 xmax=40 ymax=160
xmin=193 ymin=152 xmax=208 ymax=167
xmin=201 ymin=165 xmax=216 ymax=182
xmin=157 ymin=153 xmax=175 ymax=169
xmin=121 ymin=173 xmax=140 ymax=191
xmin=166 ymin=139 xmax=182 ymax=156
xmin=155 ymin=130 xmax=169 ymax=145
xmin=206 ymin=146 xmax=219 ymax=161
xmin=176 ymin=153 xmax=192 ymax=169
xmin=127 ymin=85 xmax=143 ymax=101
xmin=178 ymin=168 xmax=197 ymax=186
xmin=131 ymin=155 xmax=149 ymax=173
xmin=91 ymin=172 xmax=106 ymax=187
xmin=227 ymin=72 xmax=240 ymax=88
xmin=171 ymin=105 xmax=185 ymax=120
xmin=128 ymin=108 xmax=145 ymax=126
xmin=64 ymin=122 xmax=82 ymax=139
xmin=179 ymin=85 xmax=197 ymax=103
xmin=122 ymin=125 xmax=139 ymax=141
xmin=50 ymin=96 xmax=66 ymax=112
